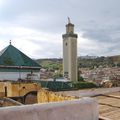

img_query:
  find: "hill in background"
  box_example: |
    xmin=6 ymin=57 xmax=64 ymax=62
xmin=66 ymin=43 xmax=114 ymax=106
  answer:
xmin=36 ymin=55 xmax=120 ymax=70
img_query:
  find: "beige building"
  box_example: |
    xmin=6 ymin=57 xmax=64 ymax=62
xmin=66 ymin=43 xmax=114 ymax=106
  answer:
xmin=0 ymin=82 xmax=41 ymax=97
xmin=62 ymin=20 xmax=78 ymax=81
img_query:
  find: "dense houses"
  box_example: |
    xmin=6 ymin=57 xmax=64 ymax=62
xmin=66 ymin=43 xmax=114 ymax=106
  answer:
xmin=81 ymin=67 xmax=120 ymax=85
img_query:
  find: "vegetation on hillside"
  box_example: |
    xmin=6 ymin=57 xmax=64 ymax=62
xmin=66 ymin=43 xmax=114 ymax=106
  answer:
xmin=36 ymin=59 xmax=63 ymax=78
xmin=36 ymin=59 xmax=62 ymax=70
xmin=36 ymin=55 xmax=120 ymax=79
xmin=78 ymin=56 xmax=120 ymax=69
xmin=36 ymin=55 xmax=120 ymax=70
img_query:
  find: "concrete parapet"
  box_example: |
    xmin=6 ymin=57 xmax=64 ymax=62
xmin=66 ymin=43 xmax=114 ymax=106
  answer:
xmin=59 ymin=87 xmax=120 ymax=97
xmin=82 ymin=87 xmax=120 ymax=97
xmin=0 ymin=97 xmax=98 ymax=120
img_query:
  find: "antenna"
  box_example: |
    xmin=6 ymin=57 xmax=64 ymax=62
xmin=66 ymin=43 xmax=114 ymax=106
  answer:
xmin=68 ymin=17 xmax=71 ymax=24
xmin=10 ymin=40 xmax=11 ymax=45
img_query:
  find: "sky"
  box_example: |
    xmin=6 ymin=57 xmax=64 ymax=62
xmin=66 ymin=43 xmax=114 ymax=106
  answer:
xmin=0 ymin=0 xmax=120 ymax=59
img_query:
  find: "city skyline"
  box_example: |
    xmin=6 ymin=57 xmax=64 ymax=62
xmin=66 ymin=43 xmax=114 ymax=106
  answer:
xmin=0 ymin=0 xmax=120 ymax=58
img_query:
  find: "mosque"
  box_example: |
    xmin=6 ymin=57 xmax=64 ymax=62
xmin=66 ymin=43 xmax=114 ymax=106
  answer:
xmin=0 ymin=41 xmax=41 ymax=81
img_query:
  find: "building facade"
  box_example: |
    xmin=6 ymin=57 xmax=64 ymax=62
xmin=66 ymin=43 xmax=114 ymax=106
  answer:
xmin=62 ymin=20 xmax=78 ymax=81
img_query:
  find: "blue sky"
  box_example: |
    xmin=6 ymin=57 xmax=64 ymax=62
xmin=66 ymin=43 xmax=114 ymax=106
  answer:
xmin=0 ymin=0 xmax=120 ymax=58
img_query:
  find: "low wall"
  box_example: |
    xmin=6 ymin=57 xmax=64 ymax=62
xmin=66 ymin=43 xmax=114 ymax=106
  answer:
xmin=59 ymin=87 xmax=120 ymax=97
xmin=0 ymin=98 xmax=99 ymax=120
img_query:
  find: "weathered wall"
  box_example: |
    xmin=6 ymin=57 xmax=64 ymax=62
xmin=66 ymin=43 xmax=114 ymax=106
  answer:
xmin=8 ymin=83 xmax=41 ymax=97
xmin=0 ymin=82 xmax=5 ymax=92
xmin=0 ymin=82 xmax=41 ymax=97
xmin=0 ymin=98 xmax=99 ymax=120
xmin=0 ymin=82 xmax=5 ymax=97
xmin=37 ymin=89 xmax=78 ymax=103
xmin=0 ymin=82 xmax=11 ymax=97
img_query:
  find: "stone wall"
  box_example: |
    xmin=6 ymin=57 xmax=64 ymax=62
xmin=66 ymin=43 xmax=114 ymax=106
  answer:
xmin=0 ymin=82 xmax=41 ymax=97
xmin=37 ymin=89 xmax=78 ymax=103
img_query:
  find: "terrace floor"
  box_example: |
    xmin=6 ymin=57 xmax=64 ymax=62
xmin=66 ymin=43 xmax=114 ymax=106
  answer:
xmin=94 ymin=92 xmax=120 ymax=120
xmin=58 ymin=88 xmax=120 ymax=120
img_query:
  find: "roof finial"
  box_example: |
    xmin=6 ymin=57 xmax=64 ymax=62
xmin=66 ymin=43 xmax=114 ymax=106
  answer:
xmin=10 ymin=40 xmax=11 ymax=45
xmin=68 ymin=17 xmax=71 ymax=24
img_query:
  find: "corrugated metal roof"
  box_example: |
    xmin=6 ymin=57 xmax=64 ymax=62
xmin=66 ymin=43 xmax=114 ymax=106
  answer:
xmin=0 ymin=44 xmax=41 ymax=68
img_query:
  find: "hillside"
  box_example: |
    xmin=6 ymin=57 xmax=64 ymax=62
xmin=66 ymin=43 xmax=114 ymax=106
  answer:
xmin=36 ymin=55 xmax=120 ymax=69
xmin=36 ymin=58 xmax=62 ymax=70
xmin=78 ymin=55 xmax=120 ymax=68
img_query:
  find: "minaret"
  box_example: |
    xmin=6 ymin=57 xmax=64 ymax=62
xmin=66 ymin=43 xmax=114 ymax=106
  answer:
xmin=62 ymin=18 xmax=78 ymax=81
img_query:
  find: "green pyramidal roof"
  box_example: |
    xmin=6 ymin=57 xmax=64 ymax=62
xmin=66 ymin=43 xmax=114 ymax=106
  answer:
xmin=0 ymin=44 xmax=40 ymax=67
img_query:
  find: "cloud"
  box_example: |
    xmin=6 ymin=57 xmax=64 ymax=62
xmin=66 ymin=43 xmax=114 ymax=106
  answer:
xmin=0 ymin=25 xmax=62 ymax=58
xmin=0 ymin=0 xmax=120 ymax=58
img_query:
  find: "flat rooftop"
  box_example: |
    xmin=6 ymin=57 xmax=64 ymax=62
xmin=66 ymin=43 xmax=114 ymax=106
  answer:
xmin=58 ymin=87 xmax=120 ymax=120
xmin=94 ymin=92 xmax=120 ymax=120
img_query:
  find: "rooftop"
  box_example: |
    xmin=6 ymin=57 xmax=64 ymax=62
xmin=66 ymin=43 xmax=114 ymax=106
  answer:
xmin=0 ymin=44 xmax=40 ymax=69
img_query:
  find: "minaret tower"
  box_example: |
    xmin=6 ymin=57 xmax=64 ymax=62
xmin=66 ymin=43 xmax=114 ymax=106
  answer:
xmin=62 ymin=18 xmax=78 ymax=81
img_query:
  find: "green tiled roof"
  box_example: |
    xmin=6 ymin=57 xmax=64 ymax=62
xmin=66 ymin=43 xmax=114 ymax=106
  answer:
xmin=0 ymin=44 xmax=41 ymax=68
